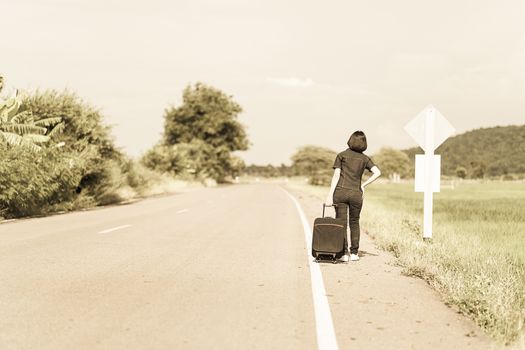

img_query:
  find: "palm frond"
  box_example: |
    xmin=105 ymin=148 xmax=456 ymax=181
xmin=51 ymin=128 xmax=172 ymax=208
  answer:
xmin=0 ymin=94 xmax=21 ymax=122
xmin=0 ymin=131 xmax=24 ymax=146
xmin=0 ymin=123 xmax=47 ymax=135
xmin=24 ymin=134 xmax=50 ymax=144
xmin=0 ymin=105 xmax=10 ymax=122
xmin=20 ymin=138 xmax=42 ymax=152
xmin=9 ymin=110 xmax=33 ymax=124
xmin=34 ymin=117 xmax=62 ymax=127
xmin=0 ymin=132 xmax=42 ymax=152
xmin=5 ymin=98 xmax=21 ymax=119
xmin=47 ymin=122 xmax=65 ymax=138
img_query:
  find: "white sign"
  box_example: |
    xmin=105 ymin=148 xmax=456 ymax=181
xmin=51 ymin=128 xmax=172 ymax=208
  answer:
xmin=404 ymin=105 xmax=455 ymax=239
xmin=415 ymin=155 xmax=441 ymax=192
xmin=405 ymin=105 xmax=455 ymax=151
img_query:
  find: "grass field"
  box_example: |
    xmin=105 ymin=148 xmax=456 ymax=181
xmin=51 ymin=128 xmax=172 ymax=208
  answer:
xmin=290 ymin=180 xmax=525 ymax=346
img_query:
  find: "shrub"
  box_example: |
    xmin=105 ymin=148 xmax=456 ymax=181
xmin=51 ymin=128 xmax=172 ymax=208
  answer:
xmin=372 ymin=147 xmax=411 ymax=179
xmin=23 ymin=90 xmax=125 ymax=196
xmin=21 ymin=90 xmax=142 ymax=207
xmin=309 ymin=170 xmax=333 ymax=186
xmin=290 ymin=146 xmax=337 ymax=186
xmin=455 ymin=166 xmax=468 ymax=179
xmin=0 ymin=144 xmax=84 ymax=218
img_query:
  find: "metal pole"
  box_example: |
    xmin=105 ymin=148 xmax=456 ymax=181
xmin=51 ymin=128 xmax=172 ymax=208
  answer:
xmin=423 ymin=107 xmax=435 ymax=239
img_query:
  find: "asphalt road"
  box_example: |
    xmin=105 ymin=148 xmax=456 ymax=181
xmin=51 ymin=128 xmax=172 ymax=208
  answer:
xmin=0 ymin=184 xmax=494 ymax=349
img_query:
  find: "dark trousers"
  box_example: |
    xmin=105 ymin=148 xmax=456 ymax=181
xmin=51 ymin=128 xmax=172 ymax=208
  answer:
xmin=333 ymin=188 xmax=363 ymax=255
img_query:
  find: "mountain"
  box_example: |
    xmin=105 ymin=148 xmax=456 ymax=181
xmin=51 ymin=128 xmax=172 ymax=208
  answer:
xmin=403 ymin=125 xmax=525 ymax=177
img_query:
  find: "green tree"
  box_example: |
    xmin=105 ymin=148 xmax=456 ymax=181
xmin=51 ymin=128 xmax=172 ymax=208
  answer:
xmin=372 ymin=147 xmax=411 ymax=179
xmin=158 ymin=83 xmax=249 ymax=182
xmin=291 ymin=146 xmax=336 ymax=186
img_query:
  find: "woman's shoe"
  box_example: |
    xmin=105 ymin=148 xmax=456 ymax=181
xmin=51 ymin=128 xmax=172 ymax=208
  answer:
xmin=339 ymin=255 xmax=349 ymax=263
xmin=350 ymin=254 xmax=360 ymax=261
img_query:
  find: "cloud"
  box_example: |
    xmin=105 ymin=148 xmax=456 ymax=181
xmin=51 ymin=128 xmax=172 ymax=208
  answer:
xmin=266 ymin=77 xmax=316 ymax=88
xmin=265 ymin=76 xmax=377 ymax=97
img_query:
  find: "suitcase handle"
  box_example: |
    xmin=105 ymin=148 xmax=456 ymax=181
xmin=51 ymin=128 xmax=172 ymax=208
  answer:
xmin=322 ymin=204 xmax=337 ymax=218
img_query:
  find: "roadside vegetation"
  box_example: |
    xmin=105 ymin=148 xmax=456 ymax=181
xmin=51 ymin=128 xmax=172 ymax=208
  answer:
xmin=404 ymin=125 xmax=525 ymax=179
xmin=290 ymin=180 xmax=525 ymax=346
xmin=142 ymin=83 xmax=248 ymax=184
xmin=281 ymin=127 xmax=525 ymax=345
xmin=244 ymin=146 xmax=414 ymax=186
xmin=243 ymin=145 xmax=338 ymax=186
xmin=0 ymin=76 xmax=248 ymax=220
xmin=246 ymin=125 xmax=525 ymax=183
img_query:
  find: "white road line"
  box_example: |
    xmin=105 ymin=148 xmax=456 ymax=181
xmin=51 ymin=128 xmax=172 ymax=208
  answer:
xmin=98 ymin=224 xmax=132 ymax=234
xmin=283 ymin=189 xmax=339 ymax=350
xmin=176 ymin=209 xmax=189 ymax=214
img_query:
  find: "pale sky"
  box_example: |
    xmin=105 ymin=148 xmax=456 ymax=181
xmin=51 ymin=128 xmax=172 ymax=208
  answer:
xmin=3 ymin=0 xmax=525 ymax=164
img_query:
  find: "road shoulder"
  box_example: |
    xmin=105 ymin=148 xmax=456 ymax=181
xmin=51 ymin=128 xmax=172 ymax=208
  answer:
xmin=287 ymin=186 xmax=498 ymax=350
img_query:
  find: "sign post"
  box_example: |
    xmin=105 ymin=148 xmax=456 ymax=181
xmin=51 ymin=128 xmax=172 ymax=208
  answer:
xmin=404 ymin=105 xmax=455 ymax=239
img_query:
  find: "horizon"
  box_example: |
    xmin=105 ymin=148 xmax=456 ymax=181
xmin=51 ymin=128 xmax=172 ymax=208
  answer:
xmin=3 ymin=0 xmax=525 ymax=165
xmin=243 ymin=122 xmax=525 ymax=166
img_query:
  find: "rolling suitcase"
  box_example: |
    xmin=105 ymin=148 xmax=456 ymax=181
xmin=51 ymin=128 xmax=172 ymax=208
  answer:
xmin=312 ymin=204 xmax=346 ymax=263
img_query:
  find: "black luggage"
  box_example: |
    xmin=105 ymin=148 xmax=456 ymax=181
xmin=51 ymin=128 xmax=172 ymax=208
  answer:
xmin=312 ymin=204 xmax=346 ymax=263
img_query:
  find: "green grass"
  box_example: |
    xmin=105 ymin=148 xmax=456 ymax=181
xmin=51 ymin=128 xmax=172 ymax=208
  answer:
xmin=289 ymin=180 xmax=525 ymax=346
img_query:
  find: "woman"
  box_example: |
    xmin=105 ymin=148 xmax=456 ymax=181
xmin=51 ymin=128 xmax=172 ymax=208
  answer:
xmin=325 ymin=131 xmax=381 ymax=262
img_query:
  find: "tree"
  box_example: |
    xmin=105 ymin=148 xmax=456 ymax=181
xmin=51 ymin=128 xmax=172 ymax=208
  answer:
xmin=0 ymin=143 xmax=86 ymax=218
xmin=23 ymin=90 xmax=120 ymax=159
xmin=143 ymin=139 xmax=230 ymax=179
xmin=471 ymin=163 xmax=486 ymax=179
xmin=1 ymin=82 xmax=63 ymax=152
xmin=404 ymin=125 xmax=525 ymax=176
xmin=142 ymin=144 xmax=188 ymax=176
xmin=23 ymin=90 xmax=126 ymax=202
xmin=0 ymin=77 xmax=158 ymax=216
xmin=455 ymin=166 xmax=468 ymax=179
xmin=372 ymin=147 xmax=411 ymax=179
xmin=291 ymin=146 xmax=336 ymax=185
xmin=158 ymin=83 xmax=249 ymax=182
xmin=229 ymin=155 xmax=246 ymax=178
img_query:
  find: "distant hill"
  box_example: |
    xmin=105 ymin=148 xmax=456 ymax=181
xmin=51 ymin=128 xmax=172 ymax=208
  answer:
xmin=403 ymin=125 xmax=525 ymax=177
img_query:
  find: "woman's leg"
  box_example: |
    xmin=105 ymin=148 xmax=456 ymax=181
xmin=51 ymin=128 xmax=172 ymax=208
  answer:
xmin=348 ymin=192 xmax=363 ymax=255
xmin=333 ymin=189 xmax=349 ymax=255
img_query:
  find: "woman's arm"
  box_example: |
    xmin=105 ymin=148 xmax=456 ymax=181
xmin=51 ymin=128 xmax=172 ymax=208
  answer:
xmin=361 ymin=166 xmax=381 ymax=193
xmin=325 ymin=168 xmax=341 ymax=205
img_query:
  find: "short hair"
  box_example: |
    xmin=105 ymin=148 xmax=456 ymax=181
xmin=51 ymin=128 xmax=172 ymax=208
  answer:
xmin=347 ymin=131 xmax=367 ymax=152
